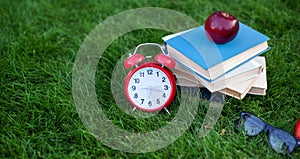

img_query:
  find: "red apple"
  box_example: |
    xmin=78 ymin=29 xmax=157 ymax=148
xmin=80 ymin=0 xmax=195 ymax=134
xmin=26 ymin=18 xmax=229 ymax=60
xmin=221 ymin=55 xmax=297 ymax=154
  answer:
xmin=294 ymin=119 xmax=300 ymax=140
xmin=204 ymin=11 xmax=239 ymax=44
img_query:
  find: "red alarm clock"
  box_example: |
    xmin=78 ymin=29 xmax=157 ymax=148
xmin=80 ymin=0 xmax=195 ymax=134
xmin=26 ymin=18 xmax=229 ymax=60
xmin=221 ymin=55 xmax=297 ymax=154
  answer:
xmin=123 ymin=43 xmax=176 ymax=112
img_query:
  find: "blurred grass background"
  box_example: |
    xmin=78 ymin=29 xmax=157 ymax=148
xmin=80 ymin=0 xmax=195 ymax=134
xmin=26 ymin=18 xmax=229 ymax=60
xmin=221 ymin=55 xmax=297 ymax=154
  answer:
xmin=1 ymin=0 xmax=299 ymax=158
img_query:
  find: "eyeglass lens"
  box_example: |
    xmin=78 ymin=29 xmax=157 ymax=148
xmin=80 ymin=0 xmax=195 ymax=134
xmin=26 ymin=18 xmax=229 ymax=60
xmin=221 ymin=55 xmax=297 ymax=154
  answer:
xmin=269 ymin=129 xmax=297 ymax=154
xmin=239 ymin=114 xmax=266 ymax=136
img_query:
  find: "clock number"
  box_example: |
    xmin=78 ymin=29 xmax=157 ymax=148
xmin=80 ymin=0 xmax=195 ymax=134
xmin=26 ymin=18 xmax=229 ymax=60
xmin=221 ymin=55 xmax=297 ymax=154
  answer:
xmin=140 ymin=99 xmax=145 ymax=104
xmin=164 ymin=85 xmax=168 ymax=90
xmin=162 ymin=93 xmax=166 ymax=98
xmin=131 ymin=85 xmax=136 ymax=91
xmin=139 ymin=72 xmax=144 ymax=77
xmin=134 ymin=93 xmax=138 ymax=98
xmin=156 ymin=99 xmax=160 ymax=104
xmin=134 ymin=78 xmax=140 ymax=83
xmin=148 ymin=101 xmax=152 ymax=107
xmin=156 ymin=71 xmax=159 ymax=77
xmin=147 ymin=69 xmax=153 ymax=75
xmin=162 ymin=77 xmax=166 ymax=82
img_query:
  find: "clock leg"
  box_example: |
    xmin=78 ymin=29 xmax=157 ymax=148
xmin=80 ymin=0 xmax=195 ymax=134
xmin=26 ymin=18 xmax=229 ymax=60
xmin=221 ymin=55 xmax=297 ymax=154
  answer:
xmin=164 ymin=107 xmax=171 ymax=115
xmin=132 ymin=107 xmax=137 ymax=112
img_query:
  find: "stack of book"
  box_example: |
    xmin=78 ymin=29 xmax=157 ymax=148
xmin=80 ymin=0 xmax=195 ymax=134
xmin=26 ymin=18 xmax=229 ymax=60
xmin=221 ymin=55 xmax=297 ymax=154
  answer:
xmin=162 ymin=22 xmax=270 ymax=100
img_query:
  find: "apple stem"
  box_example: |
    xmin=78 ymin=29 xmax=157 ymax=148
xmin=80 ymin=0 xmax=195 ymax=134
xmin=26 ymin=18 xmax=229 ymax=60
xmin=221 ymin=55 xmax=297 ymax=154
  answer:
xmin=222 ymin=12 xmax=230 ymax=18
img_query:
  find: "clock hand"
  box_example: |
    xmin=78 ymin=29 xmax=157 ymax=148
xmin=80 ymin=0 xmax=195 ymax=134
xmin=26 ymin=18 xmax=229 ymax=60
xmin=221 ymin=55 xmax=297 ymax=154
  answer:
xmin=141 ymin=86 xmax=163 ymax=99
xmin=141 ymin=86 xmax=150 ymax=90
xmin=141 ymin=86 xmax=163 ymax=92
xmin=141 ymin=86 xmax=157 ymax=99
xmin=140 ymin=86 xmax=152 ymax=99
xmin=150 ymin=86 xmax=163 ymax=93
xmin=151 ymin=88 xmax=163 ymax=93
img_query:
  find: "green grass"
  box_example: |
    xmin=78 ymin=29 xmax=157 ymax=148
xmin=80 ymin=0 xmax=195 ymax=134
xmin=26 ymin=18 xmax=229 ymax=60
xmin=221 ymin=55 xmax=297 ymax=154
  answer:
xmin=1 ymin=0 xmax=300 ymax=158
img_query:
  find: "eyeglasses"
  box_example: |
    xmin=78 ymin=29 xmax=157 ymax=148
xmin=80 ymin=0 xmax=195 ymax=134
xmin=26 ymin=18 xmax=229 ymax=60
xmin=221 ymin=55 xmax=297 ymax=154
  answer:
xmin=238 ymin=112 xmax=300 ymax=154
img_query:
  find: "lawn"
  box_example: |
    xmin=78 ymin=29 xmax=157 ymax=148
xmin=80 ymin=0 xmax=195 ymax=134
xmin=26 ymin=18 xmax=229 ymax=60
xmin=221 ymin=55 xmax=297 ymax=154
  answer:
xmin=1 ymin=0 xmax=299 ymax=158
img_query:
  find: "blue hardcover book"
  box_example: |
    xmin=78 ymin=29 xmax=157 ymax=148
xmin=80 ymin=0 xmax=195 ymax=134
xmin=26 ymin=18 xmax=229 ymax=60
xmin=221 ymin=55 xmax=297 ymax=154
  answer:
xmin=163 ymin=22 xmax=270 ymax=82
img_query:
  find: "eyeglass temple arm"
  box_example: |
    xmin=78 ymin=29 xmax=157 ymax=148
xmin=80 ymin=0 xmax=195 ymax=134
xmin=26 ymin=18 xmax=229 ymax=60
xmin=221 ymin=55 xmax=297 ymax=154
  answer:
xmin=296 ymin=141 xmax=300 ymax=151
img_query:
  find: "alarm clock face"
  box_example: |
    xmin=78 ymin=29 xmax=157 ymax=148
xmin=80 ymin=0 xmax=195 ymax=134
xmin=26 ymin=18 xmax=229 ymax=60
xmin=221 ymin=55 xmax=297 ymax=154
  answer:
xmin=124 ymin=62 xmax=176 ymax=112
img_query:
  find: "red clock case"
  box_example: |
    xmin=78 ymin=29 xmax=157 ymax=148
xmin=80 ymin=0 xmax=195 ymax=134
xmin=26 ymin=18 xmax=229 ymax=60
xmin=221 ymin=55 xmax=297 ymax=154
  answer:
xmin=124 ymin=62 xmax=177 ymax=112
